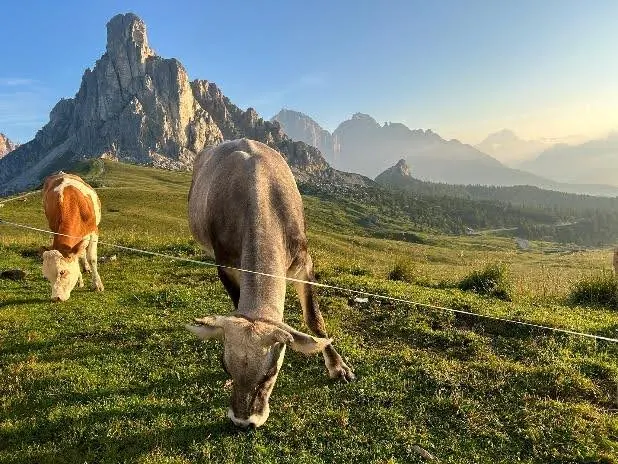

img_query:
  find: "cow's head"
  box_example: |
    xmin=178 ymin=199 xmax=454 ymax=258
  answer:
xmin=186 ymin=315 xmax=330 ymax=428
xmin=42 ymin=241 xmax=83 ymax=302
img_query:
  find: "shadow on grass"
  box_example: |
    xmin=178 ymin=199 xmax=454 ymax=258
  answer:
xmin=0 ymin=297 xmax=50 ymax=307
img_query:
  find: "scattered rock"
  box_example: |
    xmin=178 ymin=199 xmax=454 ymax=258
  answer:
xmin=348 ymin=296 xmax=369 ymax=306
xmin=1 ymin=269 xmax=28 ymax=281
xmin=99 ymin=255 xmax=118 ymax=263
xmin=411 ymin=445 xmax=438 ymax=461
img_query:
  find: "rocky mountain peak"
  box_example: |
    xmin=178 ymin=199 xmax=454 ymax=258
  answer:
xmin=394 ymin=158 xmax=410 ymax=177
xmin=0 ymin=13 xmax=339 ymax=195
xmin=0 ymin=133 xmax=17 ymax=159
xmin=374 ymin=158 xmax=413 ymax=185
xmin=106 ymin=13 xmax=153 ymax=59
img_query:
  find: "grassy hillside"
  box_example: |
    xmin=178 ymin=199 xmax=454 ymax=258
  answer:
xmin=1 ymin=160 xmax=617 ymax=463
xmin=375 ymin=170 xmax=618 ymax=246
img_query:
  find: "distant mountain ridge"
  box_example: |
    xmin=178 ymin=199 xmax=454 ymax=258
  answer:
xmin=520 ymin=132 xmax=618 ymax=186
xmin=0 ymin=133 xmax=17 ymax=159
xmin=271 ymin=109 xmax=335 ymax=163
xmin=0 ymin=14 xmax=368 ymax=195
xmin=475 ymin=129 xmax=547 ymax=166
xmin=273 ymin=109 xmax=618 ymax=195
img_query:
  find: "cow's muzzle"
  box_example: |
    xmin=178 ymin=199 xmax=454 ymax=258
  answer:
xmin=227 ymin=406 xmax=269 ymax=428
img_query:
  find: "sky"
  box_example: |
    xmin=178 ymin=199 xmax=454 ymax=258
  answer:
xmin=1 ymin=0 xmax=617 ymax=148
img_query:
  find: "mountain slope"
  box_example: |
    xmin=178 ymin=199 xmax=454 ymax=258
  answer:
xmin=0 ymin=14 xmax=354 ymax=195
xmin=271 ymin=109 xmax=335 ymax=162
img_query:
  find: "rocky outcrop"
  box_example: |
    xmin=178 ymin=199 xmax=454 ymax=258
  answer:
xmin=0 ymin=13 xmax=337 ymax=194
xmin=271 ymin=109 xmax=335 ymax=162
xmin=376 ymin=159 xmax=410 ymax=181
xmin=0 ymin=133 xmax=17 ymax=159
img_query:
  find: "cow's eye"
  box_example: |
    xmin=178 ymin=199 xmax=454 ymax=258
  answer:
xmin=59 ymin=270 xmax=67 ymax=277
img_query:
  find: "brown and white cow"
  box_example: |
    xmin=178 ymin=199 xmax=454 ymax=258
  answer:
xmin=41 ymin=172 xmax=104 ymax=301
xmin=186 ymin=138 xmax=354 ymax=428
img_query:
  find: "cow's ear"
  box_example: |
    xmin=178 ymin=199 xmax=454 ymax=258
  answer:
xmin=283 ymin=326 xmax=332 ymax=355
xmin=39 ymin=246 xmax=51 ymax=258
xmin=260 ymin=327 xmax=294 ymax=347
xmin=185 ymin=316 xmax=225 ymax=340
xmin=68 ymin=240 xmax=85 ymax=259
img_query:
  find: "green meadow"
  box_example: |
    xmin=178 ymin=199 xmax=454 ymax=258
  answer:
xmin=0 ymin=161 xmax=616 ymax=463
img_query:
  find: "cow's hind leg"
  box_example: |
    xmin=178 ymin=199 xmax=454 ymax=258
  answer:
xmin=86 ymin=234 xmax=104 ymax=292
xmin=293 ymin=262 xmax=355 ymax=382
xmin=218 ymin=267 xmax=240 ymax=309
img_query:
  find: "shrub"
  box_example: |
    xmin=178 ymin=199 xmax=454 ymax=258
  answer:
xmin=568 ymin=272 xmax=618 ymax=310
xmin=388 ymin=260 xmax=417 ymax=283
xmin=459 ymin=263 xmax=512 ymax=301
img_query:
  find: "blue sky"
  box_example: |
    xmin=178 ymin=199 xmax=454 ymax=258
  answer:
xmin=1 ymin=0 xmax=617 ymax=146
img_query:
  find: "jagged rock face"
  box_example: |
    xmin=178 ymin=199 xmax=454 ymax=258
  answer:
xmin=190 ymin=80 xmax=330 ymax=178
xmin=0 ymin=133 xmax=17 ymax=159
xmin=271 ymin=109 xmax=335 ymax=162
xmin=0 ymin=13 xmax=335 ymax=195
xmin=0 ymin=13 xmax=222 ymax=193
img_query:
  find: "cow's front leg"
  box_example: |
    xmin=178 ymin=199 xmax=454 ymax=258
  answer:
xmin=87 ymin=234 xmax=104 ymax=292
xmin=293 ymin=268 xmax=355 ymax=382
xmin=78 ymin=270 xmax=84 ymax=288
xmin=79 ymin=237 xmax=90 ymax=274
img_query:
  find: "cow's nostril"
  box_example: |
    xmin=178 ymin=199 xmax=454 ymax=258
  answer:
xmin=52 ymin=296 xmax=61 ymax=302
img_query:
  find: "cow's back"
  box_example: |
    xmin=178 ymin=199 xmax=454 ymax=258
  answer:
xmin=188 ymin=139 xmax=307 ymax=271
xmin=42 ymin=173 xmax=101 ymax=252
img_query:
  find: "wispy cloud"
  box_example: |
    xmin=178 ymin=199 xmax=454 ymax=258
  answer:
xmin=0 ymin=78 xmax=40 ymax=87
xmin=246 ymin=72 xmax=327 ymax=108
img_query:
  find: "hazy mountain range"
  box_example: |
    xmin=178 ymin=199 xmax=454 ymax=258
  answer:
xmin=475 ymin=129 xmax=548 ymax=166
xmin=272 ymin=110 xmax=618 ymax=195
xmin=520 ymin=132 xmax=618 ymax=186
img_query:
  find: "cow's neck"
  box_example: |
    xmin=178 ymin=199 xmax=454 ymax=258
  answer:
xmin=235 ymin=233 xmax=288 ymax=322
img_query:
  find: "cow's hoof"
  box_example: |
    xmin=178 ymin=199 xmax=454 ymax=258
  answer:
xmin=328 ymin=362 xmax=356 ymax=383
xmin=78 ymin=280 xmax=85 ymax=288
xmin=92 ymin=283 xmax=104 ymax=292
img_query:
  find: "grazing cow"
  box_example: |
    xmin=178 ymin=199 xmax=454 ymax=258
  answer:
xmin=41 ymin=172 xmax=104 ymax=301
xmin=186 ymin=138 xmax=354 ymax=428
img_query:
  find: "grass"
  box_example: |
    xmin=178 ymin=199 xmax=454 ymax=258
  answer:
xmin=458 ymin=263 xmax=513 ymax=301
xmin=569 ymin=272 xmax=618 ymax=310
xmin=0 ymin=160 xmax=617 ymax=463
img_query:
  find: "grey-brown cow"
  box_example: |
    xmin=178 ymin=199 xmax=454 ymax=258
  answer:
xmin=186 ymin=138 xmax=354 ymax=428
